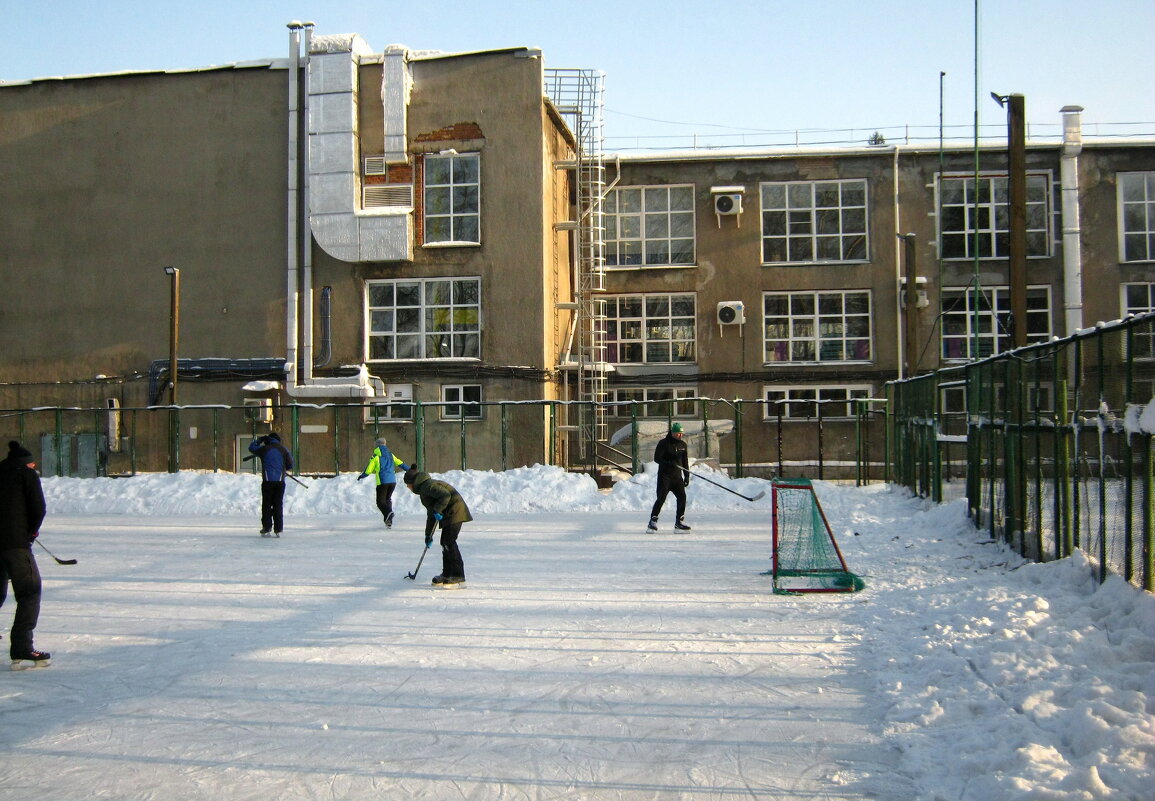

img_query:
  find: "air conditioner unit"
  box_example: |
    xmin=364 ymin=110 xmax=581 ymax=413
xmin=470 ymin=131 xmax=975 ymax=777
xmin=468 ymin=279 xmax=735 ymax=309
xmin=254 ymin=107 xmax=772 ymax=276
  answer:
xmin=714 ymin=193 xmax=743 ymax=216
xmin=717 ymin=301 xmax=746 ymax=325
xmin=244 ymin=398 xmax=274 ymax=424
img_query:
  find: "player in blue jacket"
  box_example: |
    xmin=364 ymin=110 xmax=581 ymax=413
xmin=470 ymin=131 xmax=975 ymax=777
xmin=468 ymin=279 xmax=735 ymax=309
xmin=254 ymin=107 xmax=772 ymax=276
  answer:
xmin=248 ymin=433 xmax=293 ymax=537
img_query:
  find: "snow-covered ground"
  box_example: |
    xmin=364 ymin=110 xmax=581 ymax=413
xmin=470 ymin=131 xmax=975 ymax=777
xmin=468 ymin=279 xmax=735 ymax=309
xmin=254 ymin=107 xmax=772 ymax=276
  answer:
xmin=2 ymin=465 xmax=1151 ymax=800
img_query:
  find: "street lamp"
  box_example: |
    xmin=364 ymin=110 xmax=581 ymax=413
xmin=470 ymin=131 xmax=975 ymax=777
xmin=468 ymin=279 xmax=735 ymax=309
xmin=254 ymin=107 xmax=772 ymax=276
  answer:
xmin=163 ymin=266 xmax=180 ymax=404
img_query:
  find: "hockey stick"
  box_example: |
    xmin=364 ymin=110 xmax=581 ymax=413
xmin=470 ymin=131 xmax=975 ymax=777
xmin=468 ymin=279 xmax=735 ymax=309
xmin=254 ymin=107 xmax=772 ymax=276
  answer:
xmin=288 ymin=474 xmax=310 ymax=489
xmin=36 ymin=540 xmax=78 ymax=566
xmin=404 ymin=543 xmax=431 ymax=580
xmin=687 ymin=471 xmax=766 ymax=502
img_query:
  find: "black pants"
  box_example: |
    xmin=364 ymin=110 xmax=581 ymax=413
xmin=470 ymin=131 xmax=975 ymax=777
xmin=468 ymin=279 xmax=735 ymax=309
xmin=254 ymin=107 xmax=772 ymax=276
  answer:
xmin=260 ymin=480 xmax=286 ymax=533
xmin=439 ymin=522 xmax=465 ymax=580
xmin=650 ymin=474 xmax=687 ymax=521
xmin=0 ymin=548 xmax=42 ymax=657
xmin=374 ymin=483 xmax=397 ymax=523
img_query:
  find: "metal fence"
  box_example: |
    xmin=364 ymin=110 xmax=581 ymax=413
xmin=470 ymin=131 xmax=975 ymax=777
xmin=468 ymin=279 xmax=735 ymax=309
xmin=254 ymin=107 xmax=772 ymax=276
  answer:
xmin=888 ymin=312 xmax=1155 ymax=591
xmin=0 ymin=395 xmax=889 ymax=483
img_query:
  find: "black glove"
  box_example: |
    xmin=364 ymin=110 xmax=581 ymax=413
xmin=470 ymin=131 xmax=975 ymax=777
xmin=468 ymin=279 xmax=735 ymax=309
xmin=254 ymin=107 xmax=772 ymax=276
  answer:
xmin=357 ymin=472 xmax=368 ymax=481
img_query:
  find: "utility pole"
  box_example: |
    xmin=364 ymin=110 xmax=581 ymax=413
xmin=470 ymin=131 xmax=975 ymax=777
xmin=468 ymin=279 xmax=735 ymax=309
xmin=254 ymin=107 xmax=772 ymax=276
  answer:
xmin=901 ymin=233 xmax=920 ymax=377
xmin=1006 ymin=94 xmax=1028 ymax=348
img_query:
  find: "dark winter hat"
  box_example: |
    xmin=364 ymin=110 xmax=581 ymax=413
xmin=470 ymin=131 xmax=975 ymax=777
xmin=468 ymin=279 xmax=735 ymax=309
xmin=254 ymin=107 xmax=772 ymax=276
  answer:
xmin=267 ymin=432 xmax=281 ymax=442
xmin=670 ymin=422 xmax=684 ymax=434
xmin=7 ymin=440 xmax=33 ymax=463
xmin=403 ymin=466 xmax=420 ymax=484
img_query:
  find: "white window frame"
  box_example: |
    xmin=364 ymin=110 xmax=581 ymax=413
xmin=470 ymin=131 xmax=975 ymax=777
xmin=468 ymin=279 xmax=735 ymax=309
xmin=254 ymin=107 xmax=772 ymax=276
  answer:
xmin=1122 ymin=282 xmax=1155 ymax=360
xmin=607 ymin=386 xmax=697 ymax=418
xmin=1119 ymin=173 xmax=1155 ymax=263
xmin=602 ymin=293 xmax=696 ymax=365
xmin=937 ymin=171 xmax=1052 ymax=260
xmin=762 ymin=385 xmax=872 ymax=420
xmin=762 ymin=290 xmax=872 ymax=364
xmin=940 ymin=284 xmax=1053 ymax=361
xmin=365 ymin=278 xmax=481 ymax=362
xmin=760 ymin=178 xmax=868 ymax=265
xmin=423 ymin=152 xmax=480 ymax=245
xmin=604 ymin=185 xmax=696 ymax=268
xmin=441 ymin=384 xmax=483 ymax=421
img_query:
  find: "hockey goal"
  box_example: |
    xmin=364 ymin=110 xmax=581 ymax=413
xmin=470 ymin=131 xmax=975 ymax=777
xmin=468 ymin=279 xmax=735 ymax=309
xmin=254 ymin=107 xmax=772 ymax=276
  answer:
xmin=769 ymin=479 xmax=864 ymax=594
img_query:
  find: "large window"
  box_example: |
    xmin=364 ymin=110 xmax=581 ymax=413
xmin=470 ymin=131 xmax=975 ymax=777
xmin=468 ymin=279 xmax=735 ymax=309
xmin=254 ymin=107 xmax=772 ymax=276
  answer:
xmin=760 ymin=179 xmax=868 ymax=264
xmin=1122 ymin=282 xmax=1155 ymax=360
xmin=762 ymin=385 xmax=872 ymax=420
xmin=366 ymin=278 xmax=481 ymax=361
xmin=762 ymin=291 xmax=871 ymax=363
xmin=940 ymin=285 xmax=1052 ymax=361
xmin=603 ymin=294 xmax=696 ymax=364
xmin=423 ymin=153 xmax=480 ymax=244
xmin=607 ymin=386 xmax=697 ymax=418
xmin=938 ymin=173 xmax=1051 ymax=260
xmin=604 ymin=185 xmax=695 ymax=267
xmin=1119 ymin=172 xmax=1155 ymax=263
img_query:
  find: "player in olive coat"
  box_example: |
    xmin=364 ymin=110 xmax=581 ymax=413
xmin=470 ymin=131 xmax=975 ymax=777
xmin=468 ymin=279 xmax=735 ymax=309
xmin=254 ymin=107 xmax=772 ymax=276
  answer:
xmin=402 ymin=468 xmax=472 ymax=586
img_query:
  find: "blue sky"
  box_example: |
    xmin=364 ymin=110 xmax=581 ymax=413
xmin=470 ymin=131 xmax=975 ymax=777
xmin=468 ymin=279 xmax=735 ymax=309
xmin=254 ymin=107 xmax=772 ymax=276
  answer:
xmin=5 ymin=0 xmax=1152 ymax=147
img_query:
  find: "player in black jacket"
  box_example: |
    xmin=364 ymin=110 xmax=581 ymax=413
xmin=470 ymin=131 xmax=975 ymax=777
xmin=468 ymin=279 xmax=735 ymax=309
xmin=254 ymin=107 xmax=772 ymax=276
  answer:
xmin=0 ymin=441 xmax=50 ymax=666
xmin=648 ymin=423 xmax=691 ymax=531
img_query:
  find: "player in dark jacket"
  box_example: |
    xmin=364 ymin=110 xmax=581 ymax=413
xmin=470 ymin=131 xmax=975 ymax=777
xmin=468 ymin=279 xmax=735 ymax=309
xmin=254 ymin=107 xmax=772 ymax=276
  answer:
xmin=0 ymin=441 xmax=50 ymax=666
xmin=648 ymin=422 xmax=691 ymax=531
xmin=248 ymin=433 xmax=294 ymax=536
xmin=403 ymin=467 xmax=473 ymax=586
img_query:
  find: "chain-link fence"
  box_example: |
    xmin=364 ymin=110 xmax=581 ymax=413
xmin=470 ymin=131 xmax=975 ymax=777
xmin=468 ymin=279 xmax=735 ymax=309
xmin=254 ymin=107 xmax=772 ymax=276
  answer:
xmin=889 ymin=312 xmax=1155 ymax=591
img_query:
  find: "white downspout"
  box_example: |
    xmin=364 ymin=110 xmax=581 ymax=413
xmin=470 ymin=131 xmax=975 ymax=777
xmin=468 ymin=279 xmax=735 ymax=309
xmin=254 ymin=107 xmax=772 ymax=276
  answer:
xmin=1060 ymin=105 xmax=1084 ymax=336
xmin=300 ymin=22 xmax=316 ymax=382
xmin=285 ymin=22 xmax=303 ymax=389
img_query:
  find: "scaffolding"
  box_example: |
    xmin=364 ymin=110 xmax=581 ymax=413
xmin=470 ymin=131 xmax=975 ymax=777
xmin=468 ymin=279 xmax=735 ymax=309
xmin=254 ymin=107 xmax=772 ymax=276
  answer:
xmin=545 ymin=68 xmax=612 ymax=452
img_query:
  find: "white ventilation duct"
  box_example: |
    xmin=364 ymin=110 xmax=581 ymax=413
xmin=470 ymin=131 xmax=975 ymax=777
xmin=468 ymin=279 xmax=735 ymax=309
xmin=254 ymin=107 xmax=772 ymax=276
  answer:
xmin=307 ymin=35 xmax=411 ymax=263
xmin=284 ymin=25 xmax=376 ymax=399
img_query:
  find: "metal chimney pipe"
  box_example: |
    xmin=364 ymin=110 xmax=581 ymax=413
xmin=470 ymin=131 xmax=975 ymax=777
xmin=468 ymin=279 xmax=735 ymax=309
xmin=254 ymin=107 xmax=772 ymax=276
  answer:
xmin=285 ymin=22 xmax=303 ymax=389
xmin=1059 ymin=105 xmax=1085 ymax=336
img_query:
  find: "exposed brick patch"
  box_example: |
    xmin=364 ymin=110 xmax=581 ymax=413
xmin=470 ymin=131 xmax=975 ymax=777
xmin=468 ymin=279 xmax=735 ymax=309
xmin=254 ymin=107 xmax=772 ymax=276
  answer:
xmin=364 ymin=164 xmax=414 ymax=185
xmin=414 ymin=122 xmax=485 ymax=143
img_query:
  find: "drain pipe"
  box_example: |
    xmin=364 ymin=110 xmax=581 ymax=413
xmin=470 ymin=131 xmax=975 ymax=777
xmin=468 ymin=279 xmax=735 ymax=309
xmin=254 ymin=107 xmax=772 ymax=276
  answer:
xmin=1060 ymin=105 xmax=1084 ymax=336
xmin=300 ymin=22 xmax=316 ymax=382
xmin=285 ymin=22 xmax=303 ymax=388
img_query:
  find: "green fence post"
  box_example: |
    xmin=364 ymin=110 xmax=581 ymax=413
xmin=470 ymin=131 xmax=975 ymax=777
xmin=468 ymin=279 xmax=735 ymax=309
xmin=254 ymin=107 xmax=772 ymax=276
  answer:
xmin=167 ymin=407 xmax=180 ymax=474
xmin=733 ymin=401 xmax=743 ymax=479
xmin=547 ymin=402 xmax=556 ymax=467
xmin=415 ymin=402 xmax=425 ymax=471
xmin=501 ymin=404 xmax=509 ymax=472
xmin=460 ymin=414 xmax=467 ymax=471
xmin=333 ymin=405 xmax=341 ymax=475
xmin=54 ymin=408 xmax=64 ymax=477
xmin=1144 ymin=435 xmax=1153 ymax=592
xmin=212 ymin=407 xmax=220 ymax=472
xmin=630 ymin=401 xmax=639 ymax=475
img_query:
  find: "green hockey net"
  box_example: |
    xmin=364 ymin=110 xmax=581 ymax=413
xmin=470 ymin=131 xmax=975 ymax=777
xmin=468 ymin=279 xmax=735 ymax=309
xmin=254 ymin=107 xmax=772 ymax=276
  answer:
xmin=770 ymin=479 xmax=865 ymax=594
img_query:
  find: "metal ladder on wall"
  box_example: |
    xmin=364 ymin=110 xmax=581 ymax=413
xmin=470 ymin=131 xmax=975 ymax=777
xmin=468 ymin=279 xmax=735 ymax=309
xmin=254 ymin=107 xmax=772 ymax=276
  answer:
xmin=545 ymin=68 xmax=611 ymax=454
